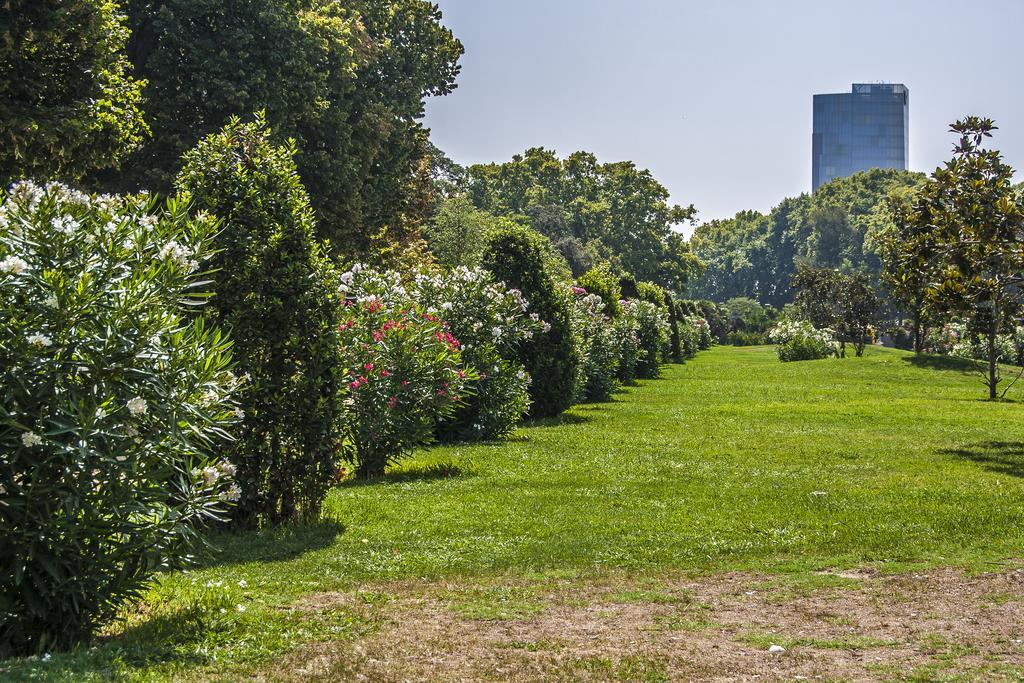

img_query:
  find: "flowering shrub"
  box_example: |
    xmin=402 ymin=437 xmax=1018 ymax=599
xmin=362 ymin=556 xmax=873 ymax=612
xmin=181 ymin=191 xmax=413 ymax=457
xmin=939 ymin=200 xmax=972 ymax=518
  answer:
xmin=338 ymin=265 xmax=473 ymax=477
xmin=615 ymin=300 xmax=642 ymax=384
xmin=482 ymin=226 xmax=580 ymax=418
xmin=925 ymin=321 xmax=1020 ymax=364
xmin=634 ymin=299 xmax=671 ymax=378
xmin=571 ymin=289 xmax=621 ymax=402
xmin=769 ymin=320 xmax=839 ymax=362
xmin=411 ymin=267 xmax=541 ymax=441
xmin=0 ymin=182 xmax=240 ymax=655
xmin=176 ymin=115 xmax=345 ymax=525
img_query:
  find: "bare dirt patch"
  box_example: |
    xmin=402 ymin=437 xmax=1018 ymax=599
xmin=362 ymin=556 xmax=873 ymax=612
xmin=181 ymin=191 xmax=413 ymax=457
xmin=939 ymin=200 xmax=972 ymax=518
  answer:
xmin=267 ymin=567 xmax=1024 ymax=682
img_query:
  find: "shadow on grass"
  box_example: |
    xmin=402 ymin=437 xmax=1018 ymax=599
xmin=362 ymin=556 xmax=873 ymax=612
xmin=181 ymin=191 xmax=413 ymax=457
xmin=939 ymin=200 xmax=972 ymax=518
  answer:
xmin=940 ymin=441 xmax=1024 ymax=478
xmin=195 ymin=518 xmax=346 ymax=569
xmin=903 ymin=353 xmax=980 ymax=376
xmin=523 ymin=412 xmax=593 ymax=428
xmin=339 ymin=460 xmax=470 ymax=488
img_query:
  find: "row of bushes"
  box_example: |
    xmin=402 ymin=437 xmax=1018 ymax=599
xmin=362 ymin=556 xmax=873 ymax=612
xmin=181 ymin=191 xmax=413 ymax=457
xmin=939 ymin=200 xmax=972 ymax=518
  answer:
xmin=1 ymin=116 xmax=712 ymax=655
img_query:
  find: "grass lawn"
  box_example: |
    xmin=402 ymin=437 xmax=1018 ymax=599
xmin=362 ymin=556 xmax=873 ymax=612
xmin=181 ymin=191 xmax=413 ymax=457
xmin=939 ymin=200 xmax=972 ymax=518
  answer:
xmin=8 ymin=345 xmax=1024 ymax=681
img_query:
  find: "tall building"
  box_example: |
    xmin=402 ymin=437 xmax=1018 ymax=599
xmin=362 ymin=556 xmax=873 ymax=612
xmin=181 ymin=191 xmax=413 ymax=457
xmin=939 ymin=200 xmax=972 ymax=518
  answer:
xmin=812 ymin=83 xmax=909 ymax=191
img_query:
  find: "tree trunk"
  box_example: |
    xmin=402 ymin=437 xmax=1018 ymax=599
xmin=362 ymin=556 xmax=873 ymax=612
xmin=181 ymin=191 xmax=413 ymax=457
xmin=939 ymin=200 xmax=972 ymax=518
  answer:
xmin=912 ymin=303 xmax=923 ymax=354
xmin=987 ymin=314 xmax=999 ymax=400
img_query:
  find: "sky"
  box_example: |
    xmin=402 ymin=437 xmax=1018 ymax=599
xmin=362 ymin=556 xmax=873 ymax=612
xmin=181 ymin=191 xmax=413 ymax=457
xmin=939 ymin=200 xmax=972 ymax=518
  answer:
xmin=423 ymin=0 xmax=1024 ymax=232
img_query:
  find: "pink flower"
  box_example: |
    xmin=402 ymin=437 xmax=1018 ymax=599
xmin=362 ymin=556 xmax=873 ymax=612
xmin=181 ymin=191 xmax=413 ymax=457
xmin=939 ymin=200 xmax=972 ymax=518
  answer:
xmin=438 ymin=389 xmax=446 ymax=397
xmin=364 ymin=363 xmax=374 ymax=372
xmin=349 ymin=380 xmax=361 ymax=390
xmin=387 ymin=395 xmax=398 ymax=409
xmin=381 ymin=370 xmax=391 ymax=378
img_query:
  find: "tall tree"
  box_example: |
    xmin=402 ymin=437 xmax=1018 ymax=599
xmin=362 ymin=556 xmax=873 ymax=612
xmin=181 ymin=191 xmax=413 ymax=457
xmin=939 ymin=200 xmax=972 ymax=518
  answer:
xmin=896 ymin=117 xmax=1024 ymax=399
xmin=104 ymin=0 xmax=462 ymax=254
xmin=1 ymin=0 xmax=148 ymax=182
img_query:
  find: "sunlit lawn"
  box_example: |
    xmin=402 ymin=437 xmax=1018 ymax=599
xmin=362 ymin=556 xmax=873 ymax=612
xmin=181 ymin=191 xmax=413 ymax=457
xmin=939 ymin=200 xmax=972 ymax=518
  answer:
xmin=8 ymin=345 xmax=1024 ymax=681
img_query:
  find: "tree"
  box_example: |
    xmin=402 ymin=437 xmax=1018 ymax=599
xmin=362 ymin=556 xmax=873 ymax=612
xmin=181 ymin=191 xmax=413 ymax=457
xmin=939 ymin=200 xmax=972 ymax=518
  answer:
xmin=175 ymin=114 xmax=346 ymax=524
xmin=875 ymin=189 xmax=939 ymax=353
xmin=689 ymin=169 xmax=926 ymax=307
xmin=837 ymin=272 xmax=880 ymax=357
xmin=466 ymin=148 xmax=698 ymax=287
xmin=104 ymin=0 xmax=463 ymax=255
xmin=423 ymin=194 xmax=493 ymax=268
xmin=1 ymin=0 xmax=148 ymax=182
xmin=894 ymin=117 xmax=1024 ymax=399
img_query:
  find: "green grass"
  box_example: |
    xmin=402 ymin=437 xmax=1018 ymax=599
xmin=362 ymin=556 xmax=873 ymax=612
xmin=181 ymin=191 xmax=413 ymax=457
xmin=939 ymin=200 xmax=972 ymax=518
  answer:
xmin=7 ymin=345 xmax=1024 ymax=680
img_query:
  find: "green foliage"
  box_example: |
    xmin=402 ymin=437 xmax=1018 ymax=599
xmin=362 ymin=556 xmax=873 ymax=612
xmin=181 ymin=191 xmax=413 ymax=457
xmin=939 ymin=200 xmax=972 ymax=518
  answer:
xmin=409 ymin=267 xmax=541 ymax=441
xmin=109 ymin=0 xmax=463 ymax=253
xmin=576 ymin=264 xmax=623 ymax=318
xmin=175 ymin=115 xmax=345 ymax=524
xmin=0 ymin=0 xmax=148 ymax=182
xmin=482 ymin=225 xmax=580 ymax=418
xmin=631 ymin=299 xmax=670 ymax=379
xmin=466 ymin=148 xmax=700 ymax=286
xmin=422 ymin=195 xmax=495 ymax=268
xmin=882 ymin=118 xmax=1024 ymax=398
xmin=690 ymin=170 xmax=926 ymax=306
xmin=0 ymin=182 xmax=239 ymax=655
xmin=724 ymin=296 xmax=770 ymax=339
xmin=769 ymin=320 xmax=838 ymax=362
xmin=571 ymin=291 xmax=620 ymax=402
xmin=792 ymin=265 xmax=880 ymax=357
xmin=336 ymin=270 xmax=471 ymax=479
xmin=636 ymin=280 xmax=668 ymax=308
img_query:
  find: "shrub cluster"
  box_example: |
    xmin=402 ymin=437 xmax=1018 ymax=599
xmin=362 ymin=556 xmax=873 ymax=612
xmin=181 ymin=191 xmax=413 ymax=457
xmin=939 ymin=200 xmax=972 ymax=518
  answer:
xmin=925 ymin=321 xmax=1023 ymax=365
xmin=0 ymin=182 xmax=240 ymax=656
xmin=482 ymin=226 xmax=580 ymax=418
xmin=769 ymin=320 xmax=839 ymax=362
xmin=175 ymin=116 xmax=346 ymax=526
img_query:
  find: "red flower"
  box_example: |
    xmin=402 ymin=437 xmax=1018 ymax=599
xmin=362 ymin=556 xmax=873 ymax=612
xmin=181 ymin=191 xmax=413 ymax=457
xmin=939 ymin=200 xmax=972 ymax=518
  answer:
xmin=349 ymin=380 xmax=361 ymax=390
xmin=387 ymin=395 xmax=398 ymax=409
xmin=364 ymin=363 xmax=375 ymax=372
xmin=358 ymin=375 xmax=368 ymax=385
xmin=401 ymin=380 xmax=409 ymax=388
xmin=364 ymin=299 xmax=384 ymax=314
xmin=381 ymin=370 xmax=391 ymax=378
xmin=437 ymin=389 xmax=446 ymax=397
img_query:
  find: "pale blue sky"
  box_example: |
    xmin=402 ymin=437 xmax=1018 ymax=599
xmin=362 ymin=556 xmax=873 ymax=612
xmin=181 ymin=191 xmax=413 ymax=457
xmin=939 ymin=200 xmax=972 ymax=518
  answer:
xmin=423 ymin=0 xmax=1024 ymax=229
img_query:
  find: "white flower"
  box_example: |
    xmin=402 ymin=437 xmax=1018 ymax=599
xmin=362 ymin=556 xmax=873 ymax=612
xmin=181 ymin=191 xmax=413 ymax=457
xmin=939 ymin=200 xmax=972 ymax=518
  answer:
xmin=125 ymin=425 xmax=139 ymax=438
xmin=540 ymin=321 xmax=552 ymax=333
xmin=237 ymin=579 xmax=248 ymax=588
xmin=126 ymin=396 xmax=148 ymax=416
xmin=139 ymin=214 xmax=159 ymax=229
xmin=232 ymin=407 xmax=245 ymax=420
xmin=441 ymin=302 xmax=453 ymax=311
xmin=27 ymin=333 xmax=52 ymax=347
xmin=21 ymin=430 xmax=43 ymax=447
xmin=220 ymin=483 xmax=242 ymax=502
xmin=158 ymin=241 xmax=195 ymax=270
xmin=43 ymin=294 xmax=58 ymax=308
xmin=491 ymin=326 xmax=503 ymax=339
xmin=51 ymin=215 xmax=79 ymax=234
xmin=236 ymin=604 xmax=247 ymax=612
xmin=217 ymin=461 xmax=237 ymax=476
xmin=201 ymin=467 xmax=220 ymax=486
xmin=0 ymin=255 xmax=28 ymax=275
xmin=95 ymin=407 xmax=107 ymax=420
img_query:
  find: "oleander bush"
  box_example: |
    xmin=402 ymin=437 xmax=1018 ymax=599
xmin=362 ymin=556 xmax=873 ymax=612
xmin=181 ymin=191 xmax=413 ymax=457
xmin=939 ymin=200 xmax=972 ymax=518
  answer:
xmin=337 ymin=265 xmax=472 ymax=477
xmin=615 ymin=300 xmax=642 ymax=384
xmin=482 ymin=225 xmax=580 ymax=418
xmin=576 ymin=265 xmax=623 ymax=318
xmin=175 ymin=114 xmax=345 ymax=525
xmin=411 ymin=266 xmax=542 ymax=441
xmin=0 ymin=182 xmax=240 ymax=656
xmin=571 ymin=289 xmax=621 ymax=402
xmin=770 ymin=320 xmax=839 ymax=362
xmin=634 ymin=299 xmax=671 ymax=378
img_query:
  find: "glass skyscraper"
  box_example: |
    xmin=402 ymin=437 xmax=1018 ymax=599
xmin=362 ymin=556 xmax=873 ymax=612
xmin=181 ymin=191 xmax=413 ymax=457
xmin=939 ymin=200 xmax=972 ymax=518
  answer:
xmin=812 ymin=83 xmax=909 ymax=191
